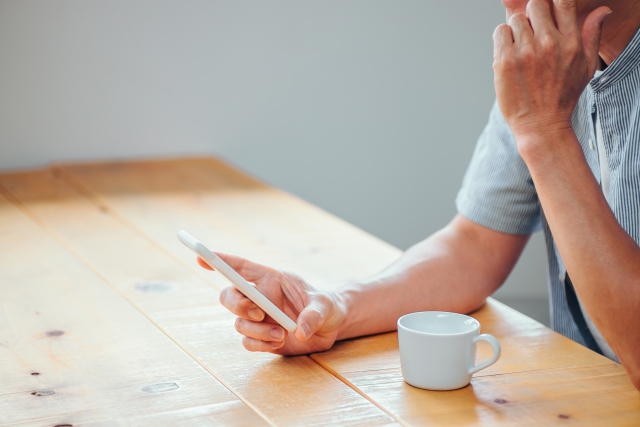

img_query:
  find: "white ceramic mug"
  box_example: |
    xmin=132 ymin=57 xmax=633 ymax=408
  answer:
xmin=397 ymin=311 xmax=501 ymax=390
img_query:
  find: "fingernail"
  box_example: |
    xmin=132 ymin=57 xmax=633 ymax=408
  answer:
xmin=301 ymin=323 xmax=311 ymax=339
xmin=270 ymin=327 xmax=284 ymax=340
xmin=248 ymin=308 xmax=263 ymax=321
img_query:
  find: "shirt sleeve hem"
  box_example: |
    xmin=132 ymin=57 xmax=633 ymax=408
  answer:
xmin=455 ymin=192 xmax=541 ymax=235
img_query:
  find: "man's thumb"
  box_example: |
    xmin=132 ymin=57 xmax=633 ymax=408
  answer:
xmin=582 ymin=7 xmax=611 ymax=75
xmin=295 ymin=303 xmax=325 ymax=342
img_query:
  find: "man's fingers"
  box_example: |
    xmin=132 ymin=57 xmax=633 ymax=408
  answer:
xmin=527 ymin=0 xmax=557 ymax=36
xmin=235 ymin=317 xmax=286 ymax=342
xmin=553 ymin=0 xmax=579 ymax=36
xmin=509 ymin=14 xmax=534 ymax=45
xmin=242 ymin=336 xmax=285 ymax=352
xmin=197 ymin=257 xmax=213 ymax=270
xmin=493 ymin=23 xmax=514 ymax=63
xmin=294 ymin=303 xmax=325 ymax=342
xmin=219 ymin=286 xmax=265 ymax=321
xmin=214 ymin=252 xmax=270 ymax=282
xmin=582 ymin=7 xmax=612 ymax=76
xmin=197 ymin=252 xmax=269 ymax=284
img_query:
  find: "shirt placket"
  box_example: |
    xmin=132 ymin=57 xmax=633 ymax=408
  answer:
xmin=586 ymin=84 xmax=602 ymax=184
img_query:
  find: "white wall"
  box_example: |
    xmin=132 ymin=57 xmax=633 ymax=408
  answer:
xmin=0 ymin=1 xmax=548 ymax=301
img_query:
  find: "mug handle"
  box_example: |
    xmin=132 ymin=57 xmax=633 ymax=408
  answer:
xmin=468 ymin=334 xmax=501 ymax=375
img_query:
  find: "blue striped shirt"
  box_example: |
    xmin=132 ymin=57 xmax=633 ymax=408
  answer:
xmin=456 ymin=28 xmax=640 ymax=362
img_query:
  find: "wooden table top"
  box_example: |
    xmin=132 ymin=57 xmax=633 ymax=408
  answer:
xmin=0 ymin=157 xmax=637 ymax=426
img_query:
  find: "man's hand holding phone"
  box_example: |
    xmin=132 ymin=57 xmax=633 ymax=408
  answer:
xmin=198 ymin=253 xmax=346 ymax=355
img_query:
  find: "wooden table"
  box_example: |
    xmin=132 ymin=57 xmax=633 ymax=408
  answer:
xmin=0 ymin=157 xmax=637 ymax=426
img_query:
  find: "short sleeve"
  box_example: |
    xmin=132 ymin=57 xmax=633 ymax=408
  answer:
xmin=455 ymin=101 xmax=541 ymax=235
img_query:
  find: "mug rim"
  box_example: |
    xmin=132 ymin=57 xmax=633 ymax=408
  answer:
xmin=397 ymin=311 xmax=480 ymax=337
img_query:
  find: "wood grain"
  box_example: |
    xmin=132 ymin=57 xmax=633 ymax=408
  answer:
xmin=0 ymin=169 xmax=397 ymax=426
xmin=55 ymin=157 xmax=401 ymax=290
xmin=52 ymin=157 xmax=639 ymax=425
xmin=0 ymin=192 xmax=266 ymax=427
xmin=314 ymin=300 xmax=609 ymax=379
xmin=311 ymin=301 xmax=639 ymax=425
xmin=2 ymin=156 xmax=638 ymax=426
xmin=332 ymin=364 xmax=640 ymax=426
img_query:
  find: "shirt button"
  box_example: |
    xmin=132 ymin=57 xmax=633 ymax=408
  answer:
xmin=600 ymin=76 xmax=608 ymax=83
xmin=589 ymin=139 xmax=595 ymax=150
xmin=559 ymin=273 xmax=565 ymax=282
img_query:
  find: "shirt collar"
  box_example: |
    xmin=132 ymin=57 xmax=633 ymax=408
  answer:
xmin=590 ymin=26 xmax=640 ymax=92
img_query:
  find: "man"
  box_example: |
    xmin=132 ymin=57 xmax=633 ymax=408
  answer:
xmin=199 ymin=0 xmax=640 ymax=390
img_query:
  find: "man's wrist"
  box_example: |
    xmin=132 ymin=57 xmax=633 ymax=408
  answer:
xmin=333 ymin=285 xmax=360 ymax=341
xmin=514 ymin=127 xmax=581 ymax=169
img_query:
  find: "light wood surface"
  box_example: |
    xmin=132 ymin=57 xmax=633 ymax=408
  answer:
xmin=0 ymin=169 xmax=396 ymax=427
xmin=0 ymin=192 xmax=266 ymax=427
xmin=0 ymin=157 xmax=638 ymax=426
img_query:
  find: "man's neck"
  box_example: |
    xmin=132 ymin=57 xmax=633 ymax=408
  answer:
xmin=599 ymin=1 xmax=640 ymax=65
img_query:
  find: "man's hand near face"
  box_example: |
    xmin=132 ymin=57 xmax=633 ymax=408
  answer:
xmin=493 ymin=0 xmax=610 ymax=147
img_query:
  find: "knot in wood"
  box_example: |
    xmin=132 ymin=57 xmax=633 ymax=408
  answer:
xmin=31 ymin=390 xmax=55 ymax=396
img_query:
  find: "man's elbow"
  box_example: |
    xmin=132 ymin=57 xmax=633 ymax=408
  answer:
xmin=622 ymin=358 xmax=640 ymax=392
xmin=629 ymin=370 xmax=640 ymax=392
xmin=460 ymin=297 xmax=487 ymax=315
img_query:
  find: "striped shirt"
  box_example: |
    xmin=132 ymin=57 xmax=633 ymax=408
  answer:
xmin=456 ymin=28 xmax=640 ymax=362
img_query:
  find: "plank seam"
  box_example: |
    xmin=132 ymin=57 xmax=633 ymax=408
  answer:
xmin=309 ymin=354 xmax=411 ymax=427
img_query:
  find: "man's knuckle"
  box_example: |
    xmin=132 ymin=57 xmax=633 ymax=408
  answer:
xmin=516 ymin=14 xmax=528 ymax=24
xmin=511 ymin=13 xmax=529 ymax=28
xmin=539 ymin=35 xmax=557 ymax=52
xmin=232 ymin=298 xmax=243 ymax=314
xmin=505 ymin=54 xmax=518 ymax=65
xmin=528 ymin=0 xmax=545 ymax=9
xmin=242 ymin=337 xmax=256 ymax=351
xmin=235 ymin=317 xmax=244 ymax=332
xmin=519 ymin=46 xmax=535 ymax=61
xmin=555 ymin=0 xmax=576 ymax=9
xmin=501 ymin=56 xmax=516 ymax=70
xmin=564 ymin=40 xmax=580 ymax=56
xmin=219 ymin=288 xmax=230 ymax=305
xmin=493 ymin=50 xmax=509 ymax=64
xmin=237 ymin=296 xmax=252 ymax=309
xmin=495 ymin=23 xmax=509 ymax=35
xmin=307 ymin=307 xmax=324 ymax=323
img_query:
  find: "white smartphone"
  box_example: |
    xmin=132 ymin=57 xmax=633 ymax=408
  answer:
xmin=177 ymin=230 xmax=298 ymax=332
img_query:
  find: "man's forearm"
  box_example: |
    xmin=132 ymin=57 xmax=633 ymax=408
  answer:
xmin=519 ymin=129 xmax=640 ymax=388
xmin=334 ymin=215 xmax=528 ymax=340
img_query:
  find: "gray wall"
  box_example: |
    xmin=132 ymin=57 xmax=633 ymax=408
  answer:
xmin=0 ymin=1 xmax=548 ymax=307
